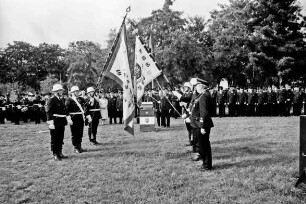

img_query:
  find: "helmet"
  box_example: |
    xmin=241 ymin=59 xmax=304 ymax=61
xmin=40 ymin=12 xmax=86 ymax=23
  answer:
xmin=87 ymin=87 xmax=95 ymax=93
xmin=183 ymin=82 xmax=192 ymax=89
xmin=52 ymin=84 xmax=63 ymax=92
xmin=70 ymin=86 xmax=79 ymax=93
xmin=190 ymin=78 xmax=198 ymax=86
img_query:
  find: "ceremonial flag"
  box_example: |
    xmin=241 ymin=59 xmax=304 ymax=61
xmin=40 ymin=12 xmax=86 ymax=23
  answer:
xmin=135 ymin=36 xmax=162 ymax=102
xmin=104 ymin=23 xmax=135 ymax=135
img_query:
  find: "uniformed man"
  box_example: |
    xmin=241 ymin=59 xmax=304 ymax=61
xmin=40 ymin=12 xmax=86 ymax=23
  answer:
xmin=216 ymin=86 xmax=226 ymax=117
xmin=257 ymin=88 xmax=267 ymax=117
xmin=247 ymin=88 xmax=257 ymax=116
xmin=116 ymin=90 xmax=123 ymax=124
xmin=293 ymin=87 xmax=303 ymax=116
xmin=33 ymin=93 xmax=42 ymax=124
xmin=227 ymin=87 xmax=237 ymax=117
xmin=108 ymin=91 xmax=117 ymax=124
xmin=190 ymin=78 xmax=214 ymax=171
xmin=180 ymin=82 xmax=193 ymax=146
xmin=267 ymin=86 xmax=277 ymax=116
xmin=172 ymin=78 xmax=201 ymax=159
xmin=46 ymin=84 xmax=68 ymax=161
xmin=160 ymin=90 xmax=172 ymax=127
xmin=65 ymin=86 xmax=89 ymax=153
xmin=277 ymin=86 xmax=287 ymax=116
xmin=237 ymin=88 xmax=247 ymax=116
xmin=0 ymin=94 xmax=6 ymax=124
xmin=285 ymin=84 xmax=293 ymax=116
xmin=85 ymin=87 xmax=101 ymax=145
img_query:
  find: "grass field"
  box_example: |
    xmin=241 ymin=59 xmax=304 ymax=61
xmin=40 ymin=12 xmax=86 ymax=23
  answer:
xmin=1 ymin=116 xmax=306 ymax=204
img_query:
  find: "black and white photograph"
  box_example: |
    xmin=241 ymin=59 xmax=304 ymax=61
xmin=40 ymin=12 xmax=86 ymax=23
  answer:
xmin=1 ymin=0 xmax=306 ymax=203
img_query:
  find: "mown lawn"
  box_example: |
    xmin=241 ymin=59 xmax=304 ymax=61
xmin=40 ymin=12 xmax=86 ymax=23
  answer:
xmin=0 ymin=117 xmax=306 ymax=204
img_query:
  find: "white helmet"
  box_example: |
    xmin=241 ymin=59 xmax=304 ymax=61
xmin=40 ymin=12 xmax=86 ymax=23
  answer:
xmin=87 ymin=87 xmax=95 ymax=93
xmin=70 ymin=86 xmax=79 ymax=93
xmin=190 ymin=78 xmax=198 ymax=86
xmin=183 ymin=82 xmax=192 ymax=89
xmin=52 ymin=84 xmax=63 ymax=92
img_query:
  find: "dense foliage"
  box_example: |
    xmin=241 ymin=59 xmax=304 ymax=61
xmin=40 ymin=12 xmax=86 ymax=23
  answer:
xmin=0 ymin=0 xmax=305 ymax=93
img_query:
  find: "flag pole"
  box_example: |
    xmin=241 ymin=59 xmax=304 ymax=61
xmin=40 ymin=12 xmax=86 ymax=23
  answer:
xmin=94 ymin=6 xmax=131 ymax=95
xmin=154 ymin=78 xmax=181 ymax=117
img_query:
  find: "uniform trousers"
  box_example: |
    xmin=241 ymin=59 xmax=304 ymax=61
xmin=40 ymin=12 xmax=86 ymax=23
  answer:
xmin=50 ymin=126 xmax=65 ymax=155
xmin=193 ymin=127 xmax=212 ymax=168
xmin=185 ymin=121 xmax=192 ymax=143
xmin=161 ymin=110 xmax=171 ymax=127
xmin=70 ymin=119 xmax=84 ymax=148
xmin=218 ymin=104 xmax=225 ymax=117
xmin=88 ymin=119 xmax=99 ymax=142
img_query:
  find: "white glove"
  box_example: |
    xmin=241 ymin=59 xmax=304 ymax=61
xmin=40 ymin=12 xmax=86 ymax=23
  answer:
xmin=172 ymin=91 xmax=182 ymax=100
xmin=86 ymin=115 xmax=92 ymax=123
xmin=90 ymin=98 xmax=94 ymax=105
xmin=47 ymin=120 xmax=55 ymax=129
xmin=66 ymin=116 xmax=73 ymax=125
xmin=201 ymin=128 xmax=206 ymax=134
xmin=185 ymin=117 xmax=191 ymax=123
xmin=181 ymin=113 xmax=187 ymax=119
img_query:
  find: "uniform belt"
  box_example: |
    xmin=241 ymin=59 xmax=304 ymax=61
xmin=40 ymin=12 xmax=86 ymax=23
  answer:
xmin=70 ymin=112 xmax=83 ymax=115
xmin=53 ymin=114 xmax=66 ymax=117
xmin=89 ymin=109 xmax=100 ymax=111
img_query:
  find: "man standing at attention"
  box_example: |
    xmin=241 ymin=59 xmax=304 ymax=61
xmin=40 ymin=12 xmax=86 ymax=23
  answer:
xmin=85 ymin=87 xmax=101 ymax=145
xmin=190 ymin=79 xmax=214 ymax=171
xmin=65 ymin=86 xmax=90 ymax=153
xmin=46 ymin=84 xmax=68 ymax=161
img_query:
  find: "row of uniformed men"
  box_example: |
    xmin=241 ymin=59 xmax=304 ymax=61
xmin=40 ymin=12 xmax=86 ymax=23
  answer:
xmin=46 ymin=84 xmax=102 ymax=161
xmin=0 ymin=94 xmax=46 ymax=125
xmin=0 ymin=89 xmax=126 ymax=126
xmin=212 ymin=85 xmax=306 ymax=117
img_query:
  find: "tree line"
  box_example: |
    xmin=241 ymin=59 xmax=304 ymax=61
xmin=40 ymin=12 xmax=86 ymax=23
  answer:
xmin=1 ymin=0 xmax=306 ymax=94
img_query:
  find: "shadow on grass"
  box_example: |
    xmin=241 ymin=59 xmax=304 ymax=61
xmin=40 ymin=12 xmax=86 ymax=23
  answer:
xmin=214 ymin=155 xmax=294 ymax=170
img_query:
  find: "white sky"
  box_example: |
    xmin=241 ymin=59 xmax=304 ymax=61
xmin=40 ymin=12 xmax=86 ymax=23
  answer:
xmin=0 ymin=0 xmax=305 ymax=49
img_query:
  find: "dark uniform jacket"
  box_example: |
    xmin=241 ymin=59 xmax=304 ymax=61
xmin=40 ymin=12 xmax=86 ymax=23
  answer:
xmin=190 ymin=90 xmax=214 ymax=129
xmin=267 ymin=91 xmax=277 ymax=104
xmin=247 ymin=92 xmax=258 ymax=105
xmin=257 ymin=92 xmax=267 ymax=105
xmin=65 ymin=97 xmax=86 ymax=123
xmin=238 ymin=92 xmax=247 ymax=104
xmin=277 ymin=89 xmax=287 ymax=103
xmin=160 ymin=95 xmax=172 ymax=112
xmin=227 ymin=91 xmax=237 ymax=104
xmin=293 ymin=91 xmax=304 ymax=104
xmin=180 ymin=92 xmax=193 ymax=115
xmin=46 ymin=96 xmax=67 ymax=126
xmin=216 ymin=90 xmax=227 ymax=104
xmin=116 ymin=96 xmax=123 ymax=111
xmin=108 ymin=96 xmax=117 ymax=117
xmin=85 ymin=97 xmax=101 ymax=121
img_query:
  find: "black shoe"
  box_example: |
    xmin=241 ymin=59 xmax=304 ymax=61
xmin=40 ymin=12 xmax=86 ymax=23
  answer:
xmin=93 ymin=140 xmax=99 ymax=145
xmin=200 ymin=165 xmax=212 ymax=171
xmin=59 ymin=153 xmax=68 ymax=159
xmin=79 ymin=147 xmax=87 ymax=152
xmin=54 ymin=154 xmax=61 ymax=161
xmin=74 ymin=148 xmax=82 ymax=153
xmin=185 ymin=143 xmax=192 ymax=146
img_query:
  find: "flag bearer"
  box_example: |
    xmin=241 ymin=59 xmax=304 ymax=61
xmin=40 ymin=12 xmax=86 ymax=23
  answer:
xmin=85 ymin=87 xmax=101 ymax=145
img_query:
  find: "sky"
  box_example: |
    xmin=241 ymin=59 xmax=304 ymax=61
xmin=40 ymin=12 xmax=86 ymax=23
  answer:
xmin=0 ymin=0 xmax=305 ymax=49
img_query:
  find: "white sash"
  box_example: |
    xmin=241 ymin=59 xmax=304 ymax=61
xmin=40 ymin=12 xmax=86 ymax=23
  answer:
xmin=71 ymin=96 xmax=85 ymax=120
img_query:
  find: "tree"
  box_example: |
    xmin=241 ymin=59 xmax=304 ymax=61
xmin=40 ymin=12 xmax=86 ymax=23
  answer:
xmin=208 ymin=0 xmax=306 ymax=86
xmin=65 ymin=41 xmax=107 ymax=89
